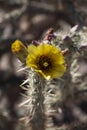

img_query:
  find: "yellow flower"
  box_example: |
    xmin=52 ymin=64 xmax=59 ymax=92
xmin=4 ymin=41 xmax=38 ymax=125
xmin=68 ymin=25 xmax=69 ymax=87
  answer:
xmin=26 ymin=43 xmax=66 ymax=80
xmin=11 ymin=40 xmax=28 ymax=63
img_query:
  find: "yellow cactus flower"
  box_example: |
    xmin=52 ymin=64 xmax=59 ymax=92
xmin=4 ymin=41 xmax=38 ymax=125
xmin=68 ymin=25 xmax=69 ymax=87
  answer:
xmin=11 ymin=40 xmax=28 ymax=63
xmin=26 ymin=43 xmax=66 ymax=80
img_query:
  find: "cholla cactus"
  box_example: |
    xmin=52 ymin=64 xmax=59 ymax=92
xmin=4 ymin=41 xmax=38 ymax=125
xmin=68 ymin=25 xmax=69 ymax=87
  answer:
xmin=11 ymin=26 xmax=87 ymax=130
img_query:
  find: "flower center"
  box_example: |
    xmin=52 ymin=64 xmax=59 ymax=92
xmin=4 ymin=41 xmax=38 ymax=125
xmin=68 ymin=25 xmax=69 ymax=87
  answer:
xmin=37 ymin=55 xmax=52 ymax=70
xmin=43 ymin=62 xmax=49 ymax=67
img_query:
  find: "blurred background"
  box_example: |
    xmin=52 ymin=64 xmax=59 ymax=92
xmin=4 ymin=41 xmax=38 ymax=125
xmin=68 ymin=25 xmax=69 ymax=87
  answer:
xmin=0 ymin=0 xmax=87 ymax=130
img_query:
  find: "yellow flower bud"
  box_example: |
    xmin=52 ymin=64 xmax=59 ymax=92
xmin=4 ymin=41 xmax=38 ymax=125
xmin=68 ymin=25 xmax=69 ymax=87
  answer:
xmin=11 ymin=40 xmax=28 ymax=63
